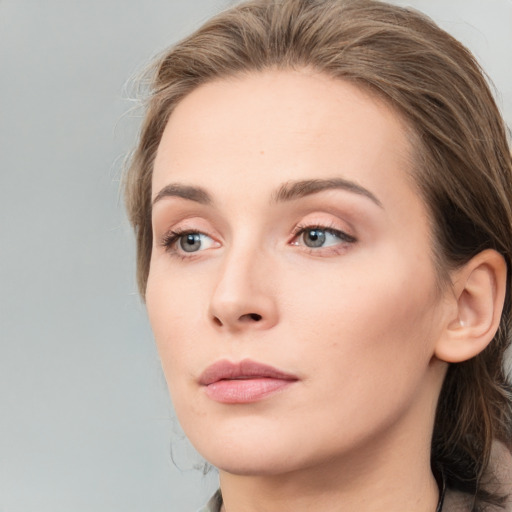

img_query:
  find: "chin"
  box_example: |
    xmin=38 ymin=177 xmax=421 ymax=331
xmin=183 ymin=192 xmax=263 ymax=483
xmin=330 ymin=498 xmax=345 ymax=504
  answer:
xmin=190 ymin=431 xmax=308 ymax=477
xmin=207 ymin=451 xmax=302 ymax=477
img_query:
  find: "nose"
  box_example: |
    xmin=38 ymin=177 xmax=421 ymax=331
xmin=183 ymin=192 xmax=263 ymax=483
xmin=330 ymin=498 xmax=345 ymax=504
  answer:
xmin=208 ymin=246 xmax=279 ymax=332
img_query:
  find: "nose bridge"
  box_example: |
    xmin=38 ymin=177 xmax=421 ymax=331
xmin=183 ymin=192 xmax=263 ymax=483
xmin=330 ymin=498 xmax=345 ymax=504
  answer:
xmin=209 ymin=234 xmax=278 ymax=330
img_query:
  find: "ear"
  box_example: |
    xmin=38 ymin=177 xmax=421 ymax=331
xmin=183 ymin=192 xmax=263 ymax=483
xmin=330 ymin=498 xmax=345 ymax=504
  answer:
xmin=435 ymin=249 xmax=507 ymax=363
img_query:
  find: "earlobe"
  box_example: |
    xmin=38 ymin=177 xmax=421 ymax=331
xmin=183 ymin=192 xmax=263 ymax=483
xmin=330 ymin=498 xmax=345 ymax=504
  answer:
xmin=435 ymin=249 xmax=507 ymax=363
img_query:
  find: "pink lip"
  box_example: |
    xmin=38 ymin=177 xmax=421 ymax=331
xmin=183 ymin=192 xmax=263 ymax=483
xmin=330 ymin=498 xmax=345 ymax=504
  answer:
xmin=199 ymin=359 xmax=298 ymax=404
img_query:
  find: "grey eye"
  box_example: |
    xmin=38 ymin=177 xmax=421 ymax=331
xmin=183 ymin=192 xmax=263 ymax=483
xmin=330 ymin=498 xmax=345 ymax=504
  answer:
xmin=180 ymin=233 xmax=203 ymax=252
xmin=302 ymin=229 xmax=327 ymax=248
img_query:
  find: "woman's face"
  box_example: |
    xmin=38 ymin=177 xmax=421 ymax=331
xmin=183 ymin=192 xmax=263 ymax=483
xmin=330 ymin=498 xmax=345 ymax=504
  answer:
xmin=147 ymin=70 xmax=449 ymax=476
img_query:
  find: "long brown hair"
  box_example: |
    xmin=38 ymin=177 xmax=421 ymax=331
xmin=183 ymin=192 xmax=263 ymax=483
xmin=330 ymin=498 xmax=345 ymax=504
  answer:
xmin=124 ymin=0 xmax=512 ymax=508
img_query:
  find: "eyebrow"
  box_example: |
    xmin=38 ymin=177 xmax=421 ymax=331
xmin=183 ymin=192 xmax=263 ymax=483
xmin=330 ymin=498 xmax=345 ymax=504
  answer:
xmin=152 ymin=178 xmax=382 ymax=209
xmin=152 ymin=183 xmax=213 ymax=207
xmin=272 ymin=178 xmax=383 ymax=207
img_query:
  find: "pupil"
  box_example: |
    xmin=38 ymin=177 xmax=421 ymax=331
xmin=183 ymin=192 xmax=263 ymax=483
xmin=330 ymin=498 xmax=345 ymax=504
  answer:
xmin=305 ymin=229 xmax=325 ymax=248
xmin=181 ymin=233 xmax=201 ymax=252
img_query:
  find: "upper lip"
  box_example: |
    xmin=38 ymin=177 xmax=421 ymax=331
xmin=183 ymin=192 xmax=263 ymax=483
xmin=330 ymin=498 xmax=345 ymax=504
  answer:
xmin=199 ymin=359 xmax=298 ymax=385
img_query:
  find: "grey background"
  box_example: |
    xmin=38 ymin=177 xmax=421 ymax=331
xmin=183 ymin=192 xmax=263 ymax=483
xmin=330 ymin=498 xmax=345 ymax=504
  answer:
xmin=0 ymin=1 xmax=510 ymax=511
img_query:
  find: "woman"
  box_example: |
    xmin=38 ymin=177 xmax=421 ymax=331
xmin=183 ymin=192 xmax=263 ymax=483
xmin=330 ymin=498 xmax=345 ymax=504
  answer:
xmin=124 ymin=0 xmax=512 ymax=510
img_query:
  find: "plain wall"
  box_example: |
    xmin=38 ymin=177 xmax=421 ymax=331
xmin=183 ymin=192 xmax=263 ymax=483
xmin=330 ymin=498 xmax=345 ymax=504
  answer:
xmin=1 ymin=1 xmax=510 ymax=511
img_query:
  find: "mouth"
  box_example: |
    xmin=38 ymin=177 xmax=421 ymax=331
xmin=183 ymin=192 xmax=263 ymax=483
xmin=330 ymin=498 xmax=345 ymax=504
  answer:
xmin=199 ymin=359 xmax=299 ymax=404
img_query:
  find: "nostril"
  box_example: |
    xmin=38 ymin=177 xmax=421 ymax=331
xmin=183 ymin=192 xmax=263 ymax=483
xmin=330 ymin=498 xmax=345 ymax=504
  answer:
xmin=212 ymin=313 xmax=262 ymax=326
xmin=238 ymin=313 xmax=262 ymax=322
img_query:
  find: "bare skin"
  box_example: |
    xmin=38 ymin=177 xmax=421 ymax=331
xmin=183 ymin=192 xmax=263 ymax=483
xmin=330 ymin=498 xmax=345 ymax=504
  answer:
xmin=147 ymin=70 xmax=506 ymax=511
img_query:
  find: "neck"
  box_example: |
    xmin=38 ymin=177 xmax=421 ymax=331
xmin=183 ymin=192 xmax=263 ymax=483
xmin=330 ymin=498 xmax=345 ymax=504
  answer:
xmin=219 ymin=449 xmax=439 ymax=512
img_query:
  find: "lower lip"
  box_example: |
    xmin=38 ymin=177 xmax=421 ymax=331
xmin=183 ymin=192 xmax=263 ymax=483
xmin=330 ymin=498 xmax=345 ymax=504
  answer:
xmin=204 ymin=378 xmax=295 ymax=404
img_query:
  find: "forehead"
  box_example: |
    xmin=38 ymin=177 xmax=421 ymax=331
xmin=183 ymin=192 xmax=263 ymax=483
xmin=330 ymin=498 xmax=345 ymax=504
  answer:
xmin=152 ymin=69 xmax=416 ymax=209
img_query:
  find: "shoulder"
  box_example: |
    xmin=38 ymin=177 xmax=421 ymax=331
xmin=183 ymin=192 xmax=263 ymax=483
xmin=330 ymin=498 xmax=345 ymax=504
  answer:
xmin=487 ymin=441 xmax=512 ymax=511
xmin=443 ymin=442 xmax=512 ymax=512
xmin=197 ymin=490 xmax=223 ymax=512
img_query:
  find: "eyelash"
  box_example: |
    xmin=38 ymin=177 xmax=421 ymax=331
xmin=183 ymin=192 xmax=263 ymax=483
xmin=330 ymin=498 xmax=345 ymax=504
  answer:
xmin=159 ymin=223 xmax=357 ymax=259
xmin=160 ymin=229 xmax=214 ymax=259
xmin=291 ymin=223 xmax=357 ymax=252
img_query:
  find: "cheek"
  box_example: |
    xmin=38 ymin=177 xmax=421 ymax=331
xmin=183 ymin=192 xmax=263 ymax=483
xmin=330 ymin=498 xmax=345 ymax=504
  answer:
xmin=284 ymin=249 xmax=440 ymax=379
xmin=145 ymin=264 xmax=209 ymax=381
xmin=279 ymin=262 xmax=441 ymax=446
